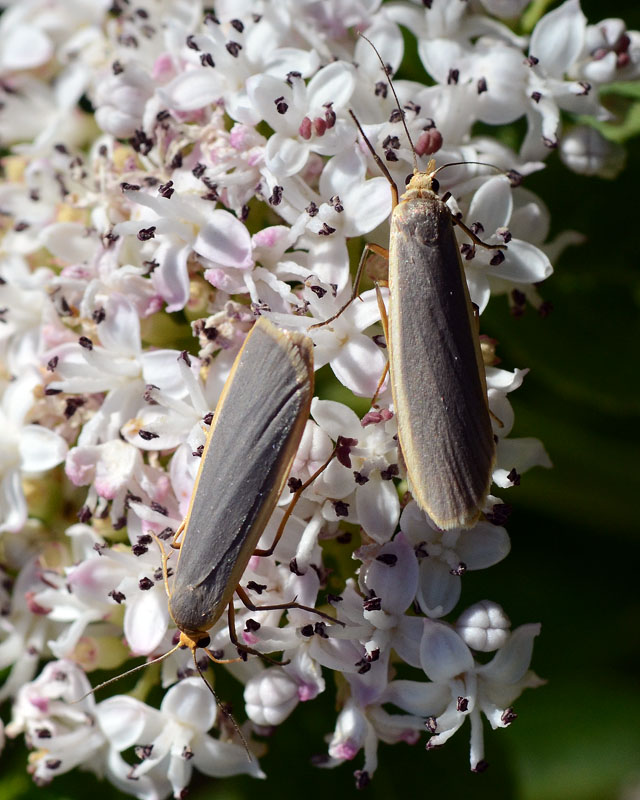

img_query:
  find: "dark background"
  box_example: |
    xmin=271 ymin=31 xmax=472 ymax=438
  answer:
xmin=2 ymin=1 xmax=639 ymax=798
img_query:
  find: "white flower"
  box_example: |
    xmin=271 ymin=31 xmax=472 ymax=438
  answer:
xmin=399 ymin=502 xmax=510 ymax=618
xmin=96 ymin=677 xmax=265 ymax=796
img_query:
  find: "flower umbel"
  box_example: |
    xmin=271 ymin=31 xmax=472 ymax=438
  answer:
xmin=0 ymin=0 xmax=633 ymax=795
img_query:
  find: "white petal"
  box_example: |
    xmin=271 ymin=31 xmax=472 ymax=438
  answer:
xmin=467 ymin=175 xmax=513 ymax=234
xmin=311 ymin=399 xmax=361 ymax=440
xmin=382 ymin=678 xmax=450 ymax=716
xmin=96 ymin=695 xmax=157 ymax=748
xmin=193 ymin=735 xmax=265 ymax=778
xmin=331 ymin=334 xmax=387 ymax=397
xmin=194 ymin=210 xmax=253 ymax=268
xmin=356 ymin=477 xmax=400 ymax=545
xmin=492 ymin=239 xmax=552 ymax=283
xmin=416 ymin=558 xmax=460 ymax=618
xmin=456 ymin=524 xmax=511 ymax=570
xmin=265 ymin=134 xmax=309 ymax=177
xmin=19 ymin=426 xmax=67 ymax=472
xmin=124 ymin=588 xmax=170 ymax=655
xmin=161 ymin=677 xmax=216 ymax=731
xmin=306 ymin=61 xmax=356 ymax=110
xmin=479 ymin=623 xmax=541 ymax=683
xmin=530 ymin=0 xmax=586 ymax=77
xmin=361 ymin=532 xmax=417 ymax=611
xmin=160 ymin=70 xmax=221 ymax=111
xmin=420 ymin=620 xmax=474 ymax=681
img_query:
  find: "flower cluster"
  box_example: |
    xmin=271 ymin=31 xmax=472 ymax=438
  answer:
xmin=0 ymin=0 xmax=636 ymax=796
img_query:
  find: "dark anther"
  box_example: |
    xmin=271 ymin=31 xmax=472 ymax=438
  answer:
xmin=354 ymin=770 xmax=370 ymax=789
xmin=353 ymin=471 xmax=369 ymax=485
xmin=336 ymin=435 xmax=358 ymax=468
xmin=245 ymin=618 xmax=260 ymax=632
xmin=246 ymin=581 xmax=267 ymax=594
xmin=138 ymin=577 xmax=154 ymax=591
xmin=137 ymin=226 xmax=156 ymax=241
xmin=318 ymin=222 xmax=336 ymax=236
xmin=288 ymin=476 xmax=303 ymax=492
xmin=376 ymin=553 xmax=398 ymax=567
xmin=269 ymin=185 xmax=283 ymax=205
xmin=226 ymin=41 xmax=242 ymax=57
xmin=139 ymin=430 xmax=159 ymax=441
xmin=507 ymin=467 xmax=521 ymax=486
xmin=363 ymin=595 xmax=381 ymax=612
xmin=490 ymin=249 xmax=505 ymax=267
xmin=108 ymin=589 xmax=125 ymax=604
xmin=457 ymin=696 xmax=469 ymax=712
xmin=333 ymin=500 xmax=349 ymax=518
xmin=380 ymin=464 xmax=399 ymax=481
xmin=78 ymin=336 xmax=93 ymax=350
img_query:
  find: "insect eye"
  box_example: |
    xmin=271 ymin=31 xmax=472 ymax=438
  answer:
xmin=196 ymin=635 xmax=211 ymax=649
xmin=431 ymin=177 xmax=440 ymax=193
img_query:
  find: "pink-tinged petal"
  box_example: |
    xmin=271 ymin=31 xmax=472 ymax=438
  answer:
xmin=195 ymin=210 xmax=252 ymax=268
xmin=456 ymin=524 xmax=511 ymax=570
xmin=124 ymin=586 xmax=169 ymax=655
xmin=67 ymin=557 xmax=123 ymax=609
xmin=491 ymin=239 xmax=552 ymax=283
xmin=19 ymin=426 xmax=67 ymax=472
xmin=65 ymin=445 xmax=99 ymax=487
xmin=311 ymin=399 xmax=361 ymax=440
xmin=416 ymin=558 xmax=461 ymax=618
xmin=479 ymin=623 xmax=541 ymax=683
xmin=356 ymin=476 xmax=400 ymax=545
xmin=420 ymin=620 xmax=474 ymax=681
xmin=265 ymin=133 xmax=309 ymax=177
xmin=152 ymin=242 xmax=190 ymax=312
xmin=362 ymin=533 xmax=417 ymax=612
xmin=161 ymin=678 xmax=216 ymax=731
xmin=306 ymin=61 xmax=356 ymax=110
xmin=467 ymin=175 xmax=513 ymax=233
xmin=0 ymin=469 xmax=27 ymax=533
xmin=331 ymin=334 xmax=387 ymax=397
xmin=95 ymin=441 xmax=140 ymax=499
xmin=96 ymin=695 xmax=158 ymax=748
xmin=530 ymin=0 xmax=586 ymax=77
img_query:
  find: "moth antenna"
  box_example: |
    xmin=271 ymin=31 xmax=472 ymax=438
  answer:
xmin=197 ymin=647 xmax=252 ymax=760
xmin=358 ymin=31 xmax=418 ymax=172
xmin=73 ymin=643 xmax=181 ymax=702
